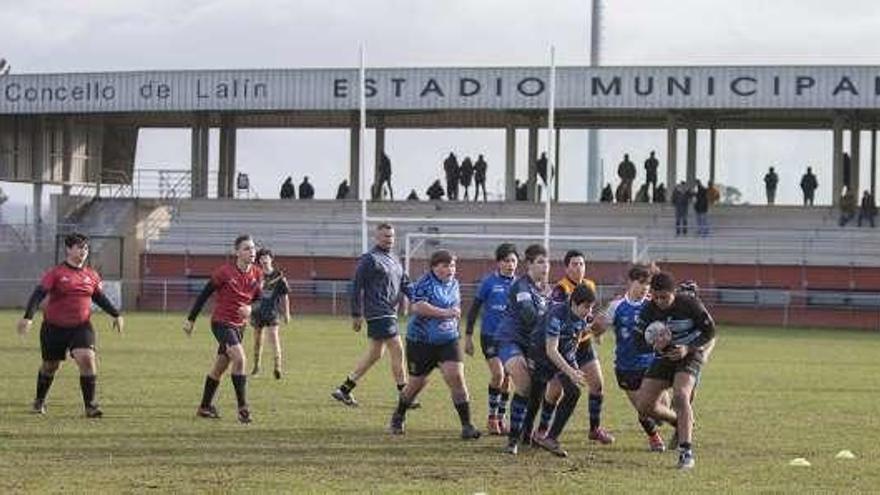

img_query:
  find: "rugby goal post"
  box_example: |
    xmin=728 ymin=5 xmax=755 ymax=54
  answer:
xmin=403 ymin=232 xmax=639 ymax=278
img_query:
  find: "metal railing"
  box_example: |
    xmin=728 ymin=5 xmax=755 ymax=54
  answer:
xmin=0 ymin=278 xmax=877 ymax=330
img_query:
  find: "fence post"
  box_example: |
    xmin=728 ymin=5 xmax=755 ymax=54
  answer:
xmin=782 ymin=295 xmax=790 ymax=328
xmin=331 ymin=281 xmax=338 ymax=316
xmin=163 ymin=279 xmax=168 ymax=313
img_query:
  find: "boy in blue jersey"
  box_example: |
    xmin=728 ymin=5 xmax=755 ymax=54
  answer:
xmin=389 ymin=250 xmax=480 ymax=440
xmin=536 ymin=249 xmax=614 ymax=445
xmin=496 ymin=244 xmax=550 ymax=455
xmin=593 ymin=264 xmax=666 ymax=452
xmin=528 ymin=284 xmax=596 ymax=457
xmin=635 ymin=271 xmax=717 ymax=470
xmin=465 ymin=243 xmax=519 ymax=435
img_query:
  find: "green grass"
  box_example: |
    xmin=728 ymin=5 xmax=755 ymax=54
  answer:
xmin=0 ymin=311 xmax=878 ymax=494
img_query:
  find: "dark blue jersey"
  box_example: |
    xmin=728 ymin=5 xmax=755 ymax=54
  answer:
xmin=635 ymin=294 xmax=716 ymax=352
xmin=351 ymin=246 xmax=412 ymax=321
xmin=474 ymin=271 xmax=515 ymax=337
xmin=497 ymin=275 xmax=548 ymax=348
xmin=599 ymin=295 xmax=654 ymax=371
xmin=407 ymin=271 xmax=460 ymax=345
xmin=529 ymin=302 xmax=587 ymax=370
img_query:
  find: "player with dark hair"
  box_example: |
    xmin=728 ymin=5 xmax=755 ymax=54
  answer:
xmin=528 ymin=284 xmax=596 ymax=457
xmin=250 ymin=248 xmax=291 ymax=379
xmin=389 ymin=250 xmax=480 ymax=439
xmin=593 ymin=263 xmax=666 ymax=451
xmin=635 ymin=271 xmax=717 ymax=469
xmin=535 ymin=249 xmax=614 ymax=445
xmin=17 ymin=232 xmax=123 ymax=417
xmin=332 ymin=223 xmax=413 ymax=408
xmin=184 ymin=234 xmax=262 ymax=424
xmin=497 ymin=243 xmax=550 ymax=455
xmin=465 ymin=243 xmax=519 ymax=435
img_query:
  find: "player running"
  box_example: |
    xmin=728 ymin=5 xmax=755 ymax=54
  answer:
xmin=184 ymin=234 xmax=262 ymax=424
xmin=593 ymin=263 xmax=667 ymax=451
xmin=497 ymin=244 xmax=550 ymax=455
xmin=17 ymin=232 xmax=123 ymax=418
xmin=464 ymin=243 xmax=518 ymax=435
xmin=388 ymin=250 xmax=480 ymax=439
xmin=635 ymin=271 xmax=717 ymax=470
xmin=250 ymin=248 xmax=291 ymax=379
xmin=535 ymin=250 xmax=614 ymax=445
xmin=528 ymin=284 xmax=596 ymax=457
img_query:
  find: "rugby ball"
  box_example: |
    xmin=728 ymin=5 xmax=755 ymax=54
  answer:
xmin=644 ymin=321 xmax=671 ymax=346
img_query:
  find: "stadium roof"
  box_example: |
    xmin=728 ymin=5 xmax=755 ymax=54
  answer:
xmin=2 ymin=66 xmax=880 ymax=129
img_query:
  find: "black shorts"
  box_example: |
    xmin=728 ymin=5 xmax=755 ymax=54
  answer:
xmin=643 ymin=353 xmax=704 ymax=383
xmin=576 ymin=340 xmax=598 ymax=366
xmin=479 ymin=333 xmax=501 ymax=360
xmin=40 ymin=321 xmax=96 ymax=361
xmin=367 ymin=317 xmax=399 ymax=340
xmin=211 ymin=322 xmax=244 ymax=355
xmin=406 ymin=339 xmax=462 ymax=377
xmin=615 ymin=368 xmax=648 ymax=391
xmin=250 ymin=313 xmax=280 ymax=329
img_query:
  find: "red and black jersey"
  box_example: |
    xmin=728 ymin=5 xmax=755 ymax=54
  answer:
xmin=210 ymin=262 xmax=263 ymax=327
xmin=39 ymin=263 xmax=104 ymax=327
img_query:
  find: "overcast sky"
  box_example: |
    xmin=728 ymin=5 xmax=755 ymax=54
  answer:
xmin=3 ymin=0 xmax=880 ymax=220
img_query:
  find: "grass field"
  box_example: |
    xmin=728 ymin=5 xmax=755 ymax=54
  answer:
xmin=0 ymin=311 xmax=878 ymax=494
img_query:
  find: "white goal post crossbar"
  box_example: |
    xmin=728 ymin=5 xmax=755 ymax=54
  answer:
xmin=404 ymin=232 xmax=639 ymax=277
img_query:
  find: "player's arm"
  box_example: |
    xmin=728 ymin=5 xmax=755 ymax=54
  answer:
xmin=514 ymin=287 xmax=540 ymax=327
xmin=464 ymin=297 xmax=483 ymax=356
xmin=685 ymin=301 xmax=717 ymax=358
xmin=411 ymin=300 xmax=459 ymax=319
xmin=183 ymin=281 xmax=216 ymax=335
xmin=350 ymin=256 xmax=370 ymax=331
xmin=91 ymin=290 xmax=123 ymax=334
xmin=17 ymin=285 xmax=48 ymax=336
xmin=545 ymin=336 xmax=585 ymax=387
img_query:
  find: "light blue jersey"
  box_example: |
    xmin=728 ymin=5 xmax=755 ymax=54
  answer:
xmin=601 ymin=295 xmax=655 ymax=371
xmin=475 ymin=271 xmax=515 ymax=337
xmin=407 ymin=271 xmax=460 ymax=345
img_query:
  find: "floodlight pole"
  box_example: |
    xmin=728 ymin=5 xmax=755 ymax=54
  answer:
xmin=359 ymin=45 xmax=368 ymax=253
xmin=544 ymin=46 xmax=556 ymax=250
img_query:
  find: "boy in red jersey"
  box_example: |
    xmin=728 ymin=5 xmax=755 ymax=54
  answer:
xmin=184 ymin=235 xmax=262 ymax=424
xmin=17 ymin=232 xmax=123 ymax=418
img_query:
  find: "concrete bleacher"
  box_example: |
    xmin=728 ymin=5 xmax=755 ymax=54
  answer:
xmin=139 ymin=199 xmax=880 ymax=266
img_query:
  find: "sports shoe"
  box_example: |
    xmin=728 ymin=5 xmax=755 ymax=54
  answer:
xmin=678 ymin=449 xmax=695 ymax=469
xmin=648 ymin=432 xmax=667 ymax=452
xmin=588 ymin=426 xmax=615 ymax=445
xmin=31 ymin=399 xmax=47 ymax=415
xmin=533 ymin=435 xmax=569 ymax=458
xmin=460 ymin=424 xmax=481 ymax=440
xmin=487 ymin=416 xmax=502 ymax=435
xmin=196 ymin=405 xmax=221 ymax=419
xmin=84 ymin=404 xmax=103 ymax=418
xmin=331 ymin=388 xmax=358 ymax=407
xmin=237 ymin=407 xmax=252 ymax=424
xmin=273 ymin=368 xmax=282 ymax=380
xmin=504 ymin=441 xmax=519 ymax=455
xmin=389 ymin=413 xmax=405 ymax=435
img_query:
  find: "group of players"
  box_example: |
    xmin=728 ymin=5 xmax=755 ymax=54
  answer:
xmin=17 ymin=223 xmax=715 ymax=470
xmin=330 ymin=223 xmax=717 ymax=469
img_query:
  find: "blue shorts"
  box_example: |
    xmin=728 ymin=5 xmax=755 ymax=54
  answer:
xmin=498 ymin=341 xmax=527 ymax=365
xmin=367 ymin=317 xmax=399 ymax=340
xmin=211 ymin=322 xmax=243 ymax=355
xmin=479 ymin=333 xmax=501 ymax=360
